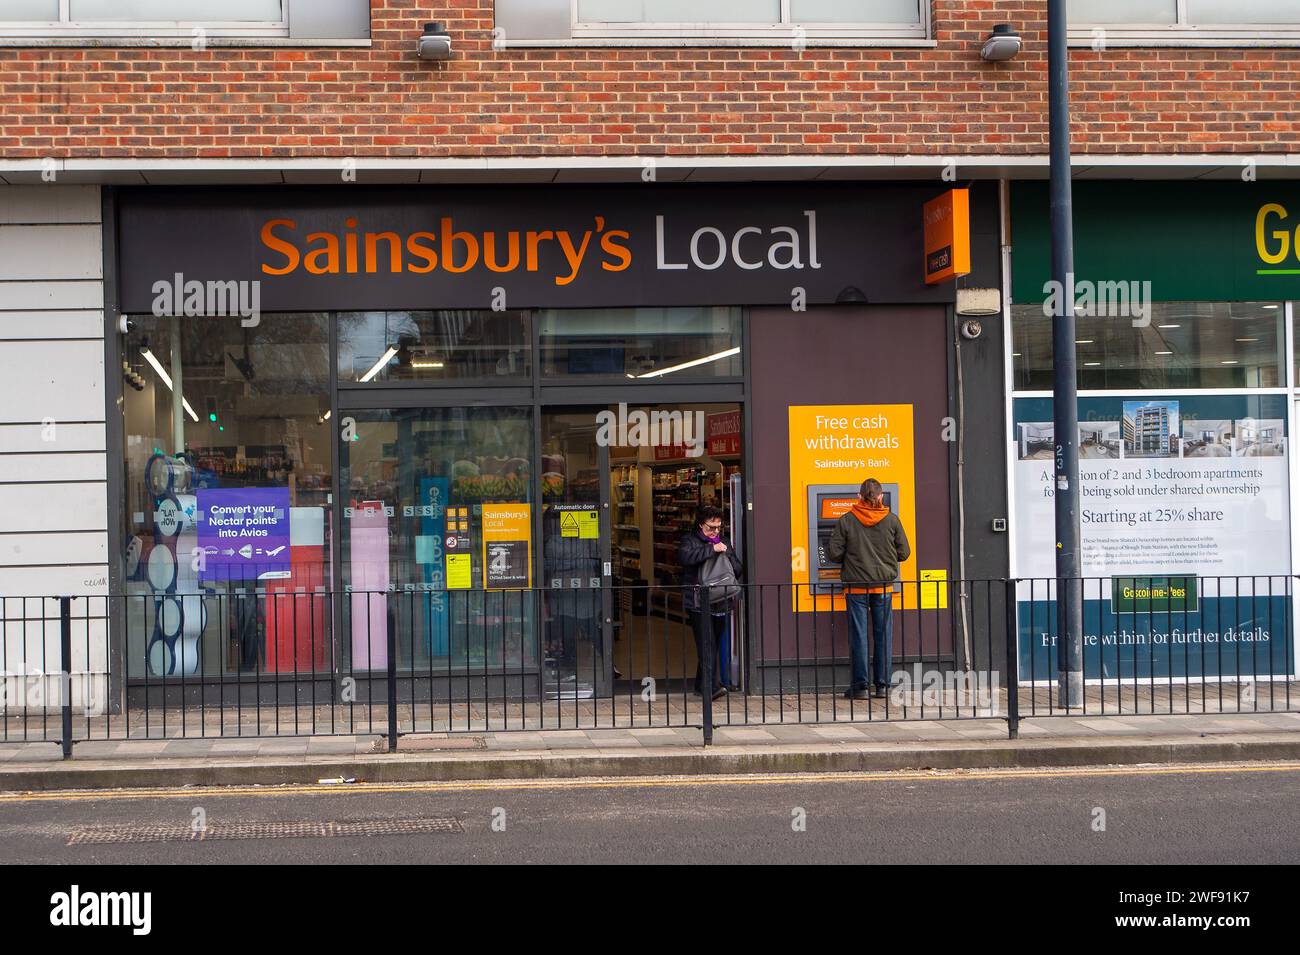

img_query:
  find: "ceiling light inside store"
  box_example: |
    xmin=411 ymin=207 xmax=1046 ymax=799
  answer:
xmin=411 ymin=361 xmax=445 ymax=369
xmin=1157 ymin=324 xmax=1181 ymax=329
xmin=140 ymin=347 xmax=200 ymax=423
xmin=636 ymin=347 xmax=741 ymax=379
xmin=1084 ymin=361 xmax=1101 ymax=366
xmin=1235 ymin=338 xmax=1258 ymax=343
xmin=1155 ymin=350 xmax=1173 ymax=355
xmin=358 ymin=347 xmax=399 ymax=383
xmin=1220 ymin=360 xmax=1238 ymax=365
xmin=1075 ymin=339 xmax=1093 ymax=344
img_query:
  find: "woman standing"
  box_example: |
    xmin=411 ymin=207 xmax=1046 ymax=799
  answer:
xmin=678 ymin=505 xmax=742 ymax=700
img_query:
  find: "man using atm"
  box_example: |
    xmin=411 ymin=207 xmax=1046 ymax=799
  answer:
xmin=827 ymin=478 xmax=911 ymax=700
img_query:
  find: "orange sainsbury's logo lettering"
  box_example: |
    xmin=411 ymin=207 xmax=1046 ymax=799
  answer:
xmin=259 ymin=215 xmax=633 ymax=286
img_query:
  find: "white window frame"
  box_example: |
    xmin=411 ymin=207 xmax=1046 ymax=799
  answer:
xmin=0 ymin=0 xmax=289 ymax=39
xmin=1069 ymin=0 xmax=1300 ymax=46
xmin=570 ymin=0 xmax=930 ymax=41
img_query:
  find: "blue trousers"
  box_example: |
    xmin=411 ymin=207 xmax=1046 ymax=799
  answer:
xmin=846 ymin=592 xmax=893 ymax=689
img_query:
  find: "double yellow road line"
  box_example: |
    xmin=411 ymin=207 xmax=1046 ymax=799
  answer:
xmin=2 ymin=761 xmax=1297 ymax=804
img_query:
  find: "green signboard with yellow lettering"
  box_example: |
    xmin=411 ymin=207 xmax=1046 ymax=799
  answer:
xmin=1012 ymin=181 xmax=1300 ymax=303
xmin=1111 ymin=576 xmax=1199 ymax=615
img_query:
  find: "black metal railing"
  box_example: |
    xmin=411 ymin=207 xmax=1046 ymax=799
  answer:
xmin=1 ymin=576 xmax=1295 ymax=756
xmin=1013 ymin=574 xmax=1295 ymax=723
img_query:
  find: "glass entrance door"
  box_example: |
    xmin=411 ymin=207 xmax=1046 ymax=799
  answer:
xmin=605 ymin=403 xmax=745 ymax=691
xmin=540 ymin=410 xmax=614 ymax=699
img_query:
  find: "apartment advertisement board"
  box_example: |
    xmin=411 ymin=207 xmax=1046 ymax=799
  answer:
xmin=1011 ymin=394 xmax=1292 ymax=679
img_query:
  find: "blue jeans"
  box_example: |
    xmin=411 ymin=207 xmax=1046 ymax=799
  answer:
xmin=846 ymin=592 xmax=893 ymax=689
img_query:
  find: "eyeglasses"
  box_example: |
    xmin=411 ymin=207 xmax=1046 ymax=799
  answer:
xmin=703 ymin=522 xmax=722 ymax=531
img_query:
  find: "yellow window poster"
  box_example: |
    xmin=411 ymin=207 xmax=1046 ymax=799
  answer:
xmin=482 ymin=502 xmax=532 ymax=589
xmin=787 ymin=405 xmax=918 ymax=612
xmin=558 ymin=505 xmax=599 ymax=539
xmin=446 ymin=553 xmax=472 ymax=590
xmin=919 ymin=568 xmax=948 ymax=610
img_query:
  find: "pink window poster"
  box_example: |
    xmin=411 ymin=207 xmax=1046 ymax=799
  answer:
xmin=349 ymin=502 xmax=389 ymax=670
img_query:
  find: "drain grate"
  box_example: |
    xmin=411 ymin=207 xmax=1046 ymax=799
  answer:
xmin=393 ymin=735 xmax=489 ymax=752
xmin=68 ymin=817 xmax=463 ymax=845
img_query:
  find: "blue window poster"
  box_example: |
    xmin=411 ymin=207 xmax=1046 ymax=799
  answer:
xmin=418 ymin=476 xmax=450 ymax=657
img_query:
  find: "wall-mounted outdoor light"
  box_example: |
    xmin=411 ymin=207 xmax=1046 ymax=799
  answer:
xmin=956 ymin=287 xmax=1001 ymax=316
xmin=980 ymin=24 xmax=1021 ymax=62
xmin=417 ymin=22 xmax=453 ymax=61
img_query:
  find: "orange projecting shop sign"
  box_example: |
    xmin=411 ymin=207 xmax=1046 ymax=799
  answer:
xmin=923 ymin=188 xmax=971 ymax=285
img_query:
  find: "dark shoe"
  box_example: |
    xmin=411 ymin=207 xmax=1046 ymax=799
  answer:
xmin=843 ymin=686 xmax=869 ymax=701
xmin=871 ymin=684 xmax=888 ymax=699
xmin=711 ymin=686 xmax=727 ymax=701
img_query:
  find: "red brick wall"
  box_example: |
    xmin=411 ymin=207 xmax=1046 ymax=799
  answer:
xmin=0 ymin=0 xmax=1295 ymax=159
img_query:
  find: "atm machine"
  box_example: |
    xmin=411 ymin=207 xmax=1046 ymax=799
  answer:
xmin=806 ymin=483 xmax=901 ymax=595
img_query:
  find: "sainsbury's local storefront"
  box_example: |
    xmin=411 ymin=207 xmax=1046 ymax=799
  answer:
xmin=105 ymin=181 xmax=997 ymax=700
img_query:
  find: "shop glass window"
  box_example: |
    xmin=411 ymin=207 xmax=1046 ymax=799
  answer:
xmin=121 ymin=313 xmax=333 ymax=680
xmin=337 ymin=310 xmax=531 ymax=384
xmin=1292 ymin=303 xmax=1300 ymax=389
xmin=574 ymin=0 xmax=927 ymax=37
xmin=539 ymin=306 xmax=741 ymax=379
xmin=340 ymin=407 xmax=536 ymax=674
xmin=1012 ymin=302 xmax=1285 ymax=391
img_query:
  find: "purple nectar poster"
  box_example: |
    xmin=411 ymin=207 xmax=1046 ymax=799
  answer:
xmin=196 ymin=487 xmax=291 ymax=581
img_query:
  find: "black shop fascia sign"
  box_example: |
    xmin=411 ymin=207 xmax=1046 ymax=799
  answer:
xmin=115 ymin=183 xmax=955 ymax=313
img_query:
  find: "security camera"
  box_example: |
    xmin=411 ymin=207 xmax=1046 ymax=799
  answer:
xmin=960 ymin=319 xmax=984 ymax=340
xmin=116 ymin=314 xmax=135 ymax=335
xmin=980 ymin=24 xmax=1021 ymax=62
xmin=417 ymin=22 xmax=452 ymax=61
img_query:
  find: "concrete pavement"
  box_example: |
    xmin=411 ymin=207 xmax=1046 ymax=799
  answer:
xmin=3 ymin=711 xmax=1300 ymax=791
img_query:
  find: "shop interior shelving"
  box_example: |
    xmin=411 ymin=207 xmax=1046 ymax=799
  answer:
xmin=649 ymin=463 xmax=706 ymax=622
xmin=611 ymin=461 xmax=640 ymax=620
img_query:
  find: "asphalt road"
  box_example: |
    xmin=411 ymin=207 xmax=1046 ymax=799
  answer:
xmin=1 ymin=762 xmax=1297 ymax=865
